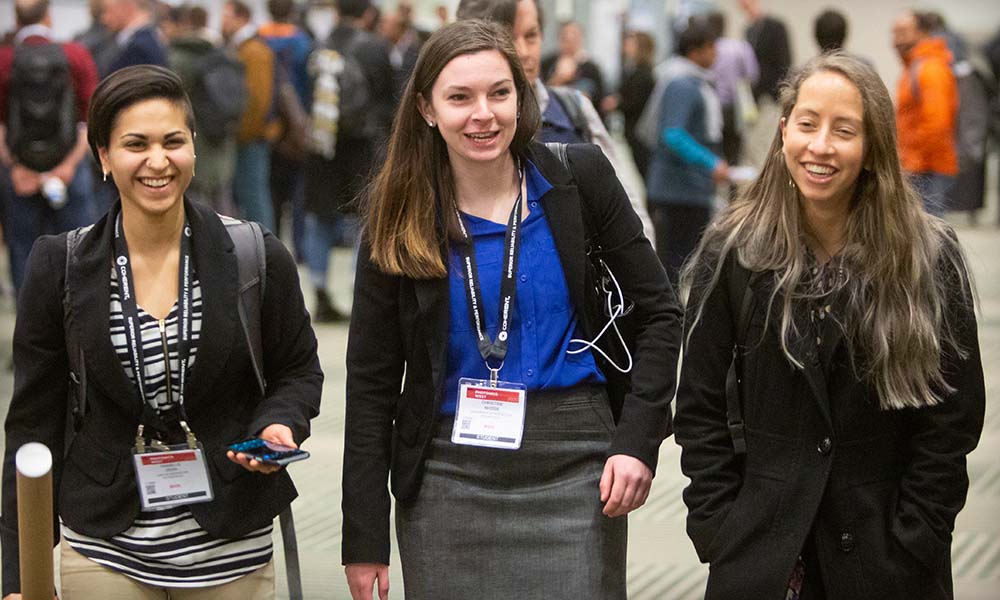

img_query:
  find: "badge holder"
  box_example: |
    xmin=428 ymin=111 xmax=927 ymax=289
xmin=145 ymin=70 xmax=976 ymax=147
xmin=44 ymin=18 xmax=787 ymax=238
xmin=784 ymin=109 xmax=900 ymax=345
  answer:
xmin=452 ymin=362 xmax=527 ymax=450
xmin=131 ymin=420 xmax=214 ymax=511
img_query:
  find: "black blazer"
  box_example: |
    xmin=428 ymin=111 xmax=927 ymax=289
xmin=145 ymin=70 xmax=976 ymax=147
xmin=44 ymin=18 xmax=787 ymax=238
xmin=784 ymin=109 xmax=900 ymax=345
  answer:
xmin=675 ymin=244 xmax=985 ymax=599
xmin=1 ymin=199 xmax=323 ymax=595
xmin=342 ymin=142 xmax=682 ymax=565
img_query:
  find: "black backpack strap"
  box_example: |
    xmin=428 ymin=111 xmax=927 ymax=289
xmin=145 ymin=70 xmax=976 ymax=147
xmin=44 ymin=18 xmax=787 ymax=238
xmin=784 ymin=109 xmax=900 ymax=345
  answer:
xmin=548 ymin=86 xmax=592 ymax=141
xmin=63 ymin=225 xmax=93 ymax=449
xmin=223 ymin=217 xmax=267 ymax=397
xmin=724 ymin=253 xmax=753 ymax=456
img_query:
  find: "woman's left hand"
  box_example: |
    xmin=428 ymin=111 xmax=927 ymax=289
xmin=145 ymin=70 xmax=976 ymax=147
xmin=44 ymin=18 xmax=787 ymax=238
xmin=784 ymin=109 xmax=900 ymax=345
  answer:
xmin=226 ymin=423 xmax=296 ymax=475
xmin=600 ymin=454 xmax=653 ymax=518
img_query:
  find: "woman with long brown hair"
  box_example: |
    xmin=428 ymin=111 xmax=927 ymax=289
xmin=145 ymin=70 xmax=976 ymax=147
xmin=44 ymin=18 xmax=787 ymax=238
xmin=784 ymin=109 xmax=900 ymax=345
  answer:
xmin=675 ymin=52 xmax=984 ymax=599
xmin=342 ymin=19 xmax=679 ymax=600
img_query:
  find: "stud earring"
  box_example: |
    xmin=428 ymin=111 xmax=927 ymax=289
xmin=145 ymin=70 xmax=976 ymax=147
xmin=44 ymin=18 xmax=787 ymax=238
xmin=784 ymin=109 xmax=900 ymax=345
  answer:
xmin=426 ymin=120 xmax=435 ymax=128
xmin=103 ymin=171 xmax=108 ymax=182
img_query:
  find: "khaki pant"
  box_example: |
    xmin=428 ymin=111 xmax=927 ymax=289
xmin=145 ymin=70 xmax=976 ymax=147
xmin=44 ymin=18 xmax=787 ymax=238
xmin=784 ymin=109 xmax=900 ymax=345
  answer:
xmin=59 ymin=540 xmax=275 ymax=600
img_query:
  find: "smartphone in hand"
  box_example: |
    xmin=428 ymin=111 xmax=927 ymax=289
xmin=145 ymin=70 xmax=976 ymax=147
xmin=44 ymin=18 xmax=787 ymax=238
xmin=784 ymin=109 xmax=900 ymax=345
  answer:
xmin=228 ymin=438 xmax=310 ymax=466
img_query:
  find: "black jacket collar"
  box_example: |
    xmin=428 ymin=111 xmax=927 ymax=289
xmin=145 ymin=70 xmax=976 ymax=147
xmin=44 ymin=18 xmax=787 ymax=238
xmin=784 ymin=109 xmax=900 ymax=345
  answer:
xmin=66 ymin=198 xmax=241 ymax=419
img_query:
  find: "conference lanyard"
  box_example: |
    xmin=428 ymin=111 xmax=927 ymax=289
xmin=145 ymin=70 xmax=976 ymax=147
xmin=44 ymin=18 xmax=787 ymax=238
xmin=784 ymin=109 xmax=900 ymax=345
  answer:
xmin=453 ymin=164 xmax=527 ymax=379
xmin=113 ymin=212 xmax=193 ymax=420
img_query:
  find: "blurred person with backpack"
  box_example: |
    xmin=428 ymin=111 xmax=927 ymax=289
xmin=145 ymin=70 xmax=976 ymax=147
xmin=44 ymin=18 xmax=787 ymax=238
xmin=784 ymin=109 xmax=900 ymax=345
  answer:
xmin=0 ymin=0 xmax=99 ymax=295
xmin=222 ymin=0 xmax=281 ymax=232
xmin=922 ymin=11 xmax=995 ymax=222
xmin=301 ymin=0 xmax=394 ymax=322
xmin=165 ymin=4 xmax=243 ymax=216
xmin=259 ymin=0 xmax=314 ymax=261
xmin=639 ymin=19 xmax=728 ymax=284
xmin=893 ymin=10 xmax=958 ymax=217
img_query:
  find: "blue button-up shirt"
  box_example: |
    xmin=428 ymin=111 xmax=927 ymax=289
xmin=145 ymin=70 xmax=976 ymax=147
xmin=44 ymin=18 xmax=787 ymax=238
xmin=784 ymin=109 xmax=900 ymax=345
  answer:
xmin=441 ymin=160 xmax=605 ymax=415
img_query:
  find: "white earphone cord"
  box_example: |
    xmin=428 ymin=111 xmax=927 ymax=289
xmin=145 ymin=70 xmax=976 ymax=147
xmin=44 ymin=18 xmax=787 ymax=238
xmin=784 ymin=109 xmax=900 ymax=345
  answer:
xmin=567 ymin=262 xmax=633 ymax=374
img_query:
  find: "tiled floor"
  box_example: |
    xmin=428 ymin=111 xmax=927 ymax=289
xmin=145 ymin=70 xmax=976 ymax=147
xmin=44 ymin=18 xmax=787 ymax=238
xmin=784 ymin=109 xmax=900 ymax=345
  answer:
xmin=1 ymin=224 xmax=998 ymax=599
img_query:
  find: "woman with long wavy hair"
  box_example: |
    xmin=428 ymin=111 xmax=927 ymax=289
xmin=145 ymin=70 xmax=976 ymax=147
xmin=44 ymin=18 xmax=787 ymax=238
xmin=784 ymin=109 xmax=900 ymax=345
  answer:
xmin=675 ymin=52 xmax=984 ymax=599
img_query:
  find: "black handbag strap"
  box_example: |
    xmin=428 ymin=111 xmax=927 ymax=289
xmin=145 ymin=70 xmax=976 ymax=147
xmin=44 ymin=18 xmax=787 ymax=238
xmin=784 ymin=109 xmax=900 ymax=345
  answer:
xmin=544 ymin=142 xmax=604 ymax=247
xmin=725 ymin=254 xmax=754 ymax=456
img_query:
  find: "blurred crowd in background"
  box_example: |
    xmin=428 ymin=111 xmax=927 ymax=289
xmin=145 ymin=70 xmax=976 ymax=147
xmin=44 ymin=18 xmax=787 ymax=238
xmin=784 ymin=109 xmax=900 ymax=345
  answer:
xmin=2 ymin=0 xmax=1000 ymax=319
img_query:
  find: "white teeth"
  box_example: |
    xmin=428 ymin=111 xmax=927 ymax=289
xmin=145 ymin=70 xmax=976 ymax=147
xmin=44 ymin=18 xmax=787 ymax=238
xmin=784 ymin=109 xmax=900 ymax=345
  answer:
xmin=141 ymin=177 xmax=171 ymax=188
xmin=805 ymin=164 xmax=834 ymax=176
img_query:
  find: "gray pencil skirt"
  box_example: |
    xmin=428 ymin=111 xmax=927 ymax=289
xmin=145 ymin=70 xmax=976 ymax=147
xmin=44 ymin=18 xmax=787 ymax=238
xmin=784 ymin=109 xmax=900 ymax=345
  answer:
xmin=395 ymin=385 xmax=627 ymax=600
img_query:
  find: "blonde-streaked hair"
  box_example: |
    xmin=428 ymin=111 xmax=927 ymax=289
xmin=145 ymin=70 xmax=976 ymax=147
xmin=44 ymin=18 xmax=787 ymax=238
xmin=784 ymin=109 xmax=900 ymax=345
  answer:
xmin=681 ymin=52 xmax=971 ymax=410
xmin=363 ymin=19 xmax=541 ymax=279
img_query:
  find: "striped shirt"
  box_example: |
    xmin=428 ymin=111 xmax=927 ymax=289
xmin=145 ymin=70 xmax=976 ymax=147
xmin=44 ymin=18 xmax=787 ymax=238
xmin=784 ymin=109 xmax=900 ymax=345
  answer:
xmin=62 ymin=267 xmax=273 ymax=587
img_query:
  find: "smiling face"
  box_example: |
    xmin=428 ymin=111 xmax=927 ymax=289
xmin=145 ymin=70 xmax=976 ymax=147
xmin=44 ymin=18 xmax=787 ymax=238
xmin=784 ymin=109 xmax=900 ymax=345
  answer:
xmin=781 ymin=70 xmax=866 ymax=215
xmin=419 ymin=49 xmax=518 ymax=173
xmin=98 ymin=98 xmax=194 ymax=220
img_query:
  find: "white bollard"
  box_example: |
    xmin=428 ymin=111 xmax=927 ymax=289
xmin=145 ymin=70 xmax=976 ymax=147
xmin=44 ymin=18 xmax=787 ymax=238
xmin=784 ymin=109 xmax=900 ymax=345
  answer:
xmin=15 ymin=443 xmax=54 ymax=600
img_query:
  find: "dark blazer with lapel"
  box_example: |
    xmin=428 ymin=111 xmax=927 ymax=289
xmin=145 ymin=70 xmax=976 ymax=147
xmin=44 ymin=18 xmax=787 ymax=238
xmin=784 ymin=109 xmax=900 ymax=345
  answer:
xmin=674 ymin=243 xmax=985 ymax=600
xmin=342 ymin=142 xmax=682 ymax=565
xmin=1 ymin=199 xmax=323 ymax=595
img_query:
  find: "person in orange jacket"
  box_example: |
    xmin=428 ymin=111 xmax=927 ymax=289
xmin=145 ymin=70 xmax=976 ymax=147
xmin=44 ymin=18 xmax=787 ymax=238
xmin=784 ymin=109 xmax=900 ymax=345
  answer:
xmin=893 ymin=9 xmax=958 ymax=216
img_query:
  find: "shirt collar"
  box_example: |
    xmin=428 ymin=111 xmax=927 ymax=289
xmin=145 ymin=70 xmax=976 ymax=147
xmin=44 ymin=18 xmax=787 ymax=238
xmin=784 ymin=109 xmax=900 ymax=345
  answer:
xmin=524 ymin=158 xmax=553 ymax=201
xmin=534 ymin=79 xmax=550 ymax=113
xmin=115 ymin=22 xmax=148 ymax=46
xmin=231 ymin=23 xmax=259 ymax=48
xmin=14 ymin=24 xmax=52 ymax=45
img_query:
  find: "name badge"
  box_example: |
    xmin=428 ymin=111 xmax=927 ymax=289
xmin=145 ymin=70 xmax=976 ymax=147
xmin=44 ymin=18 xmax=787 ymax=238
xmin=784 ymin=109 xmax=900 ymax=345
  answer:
xmin=132 ymin=444 xmax=214 ymax=510
xmin=452 ymin=378 xmax=527 ymax=450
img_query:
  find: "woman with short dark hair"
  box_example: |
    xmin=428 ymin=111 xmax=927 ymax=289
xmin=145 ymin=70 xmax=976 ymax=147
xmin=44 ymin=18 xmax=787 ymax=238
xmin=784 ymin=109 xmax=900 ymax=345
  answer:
xmin=1 ymin=65 xmax=322 ymax=599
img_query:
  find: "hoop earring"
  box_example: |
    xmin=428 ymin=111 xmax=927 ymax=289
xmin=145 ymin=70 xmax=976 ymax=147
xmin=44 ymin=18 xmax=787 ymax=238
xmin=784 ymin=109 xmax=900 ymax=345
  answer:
xmin=788 ymin=178 xmax=796 ymax=189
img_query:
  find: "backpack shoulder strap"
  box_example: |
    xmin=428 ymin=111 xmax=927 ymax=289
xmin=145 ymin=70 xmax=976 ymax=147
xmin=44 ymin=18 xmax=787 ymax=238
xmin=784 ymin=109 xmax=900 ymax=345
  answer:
xmin=63 ymin=225 xmax=93 ymax=450
xmin=724 ymin=253 xmax=754 ymax=456
xmin=222 ymin=216 xmax=267 ymax=397
xmin=548 ymin=86 xmax=592 ymax=141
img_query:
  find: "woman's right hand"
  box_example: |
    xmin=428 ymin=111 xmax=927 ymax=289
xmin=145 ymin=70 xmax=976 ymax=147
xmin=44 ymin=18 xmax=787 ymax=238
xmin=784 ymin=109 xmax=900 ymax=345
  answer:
xmin=345 ymin=563 xmax=389 ymax=600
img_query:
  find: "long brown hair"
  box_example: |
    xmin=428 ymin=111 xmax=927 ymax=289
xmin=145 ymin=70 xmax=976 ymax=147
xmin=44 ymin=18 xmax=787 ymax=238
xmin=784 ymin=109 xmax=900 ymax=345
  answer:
xmin=364 ymin=19 xmax=541 ymax=279
xmin=681 ymin=52 xmax=971 ymax=410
